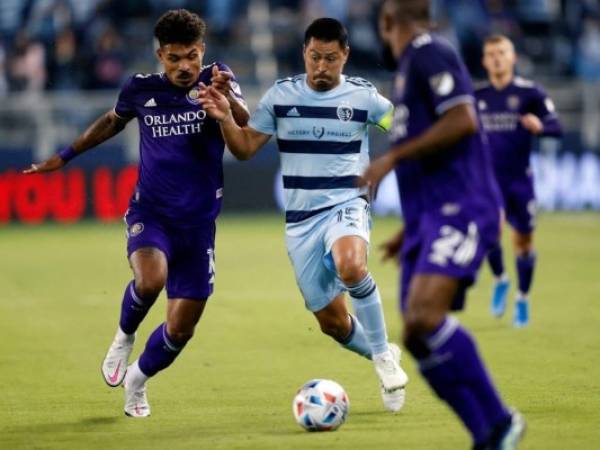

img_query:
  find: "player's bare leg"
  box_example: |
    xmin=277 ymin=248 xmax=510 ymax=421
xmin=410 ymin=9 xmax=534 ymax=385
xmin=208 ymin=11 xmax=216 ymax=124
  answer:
xmin=512 ymin=231 xmax=535 ymax=327
xmin=102 ymin=247 xmax=167 ymax=387
xmin=124 ymin=298 xmax=207 ymax=417
xmin=331 ymin=235 xmax=408 ymax=411
xmin=403 ymin=274 xmax=521 ymax=449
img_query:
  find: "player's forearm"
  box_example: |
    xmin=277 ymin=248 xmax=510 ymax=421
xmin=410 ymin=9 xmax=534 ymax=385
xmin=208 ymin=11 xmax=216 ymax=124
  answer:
xmin=389 ymin=104 xmax=477 ymax=162
xmin=71 ymin=111 xmax=128 ymax=154
xmin=228 ymin=95 xmax=250 ymax=127
xmin=219 ymin=114 xmax=258 ymax=160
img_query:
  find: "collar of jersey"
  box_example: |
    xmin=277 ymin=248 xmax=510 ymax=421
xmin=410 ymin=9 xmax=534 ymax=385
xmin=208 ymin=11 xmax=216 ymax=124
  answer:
xmin=301 ymin=74 xmax=347 ymax=99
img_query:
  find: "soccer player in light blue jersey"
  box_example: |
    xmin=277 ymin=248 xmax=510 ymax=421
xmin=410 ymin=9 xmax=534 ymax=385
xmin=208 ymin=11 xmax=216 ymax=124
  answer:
xmin=200 ymin=18 xmax=408 ymax=412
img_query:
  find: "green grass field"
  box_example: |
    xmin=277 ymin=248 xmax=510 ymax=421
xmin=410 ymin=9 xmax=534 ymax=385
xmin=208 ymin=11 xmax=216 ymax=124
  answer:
xmin=1 ymin=213 xmax=599 ymax=449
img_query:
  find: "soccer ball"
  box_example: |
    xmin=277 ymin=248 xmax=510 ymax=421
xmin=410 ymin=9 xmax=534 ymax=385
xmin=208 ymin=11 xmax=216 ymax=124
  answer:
xmin=292 ymin=379 xmax=349 ymax=432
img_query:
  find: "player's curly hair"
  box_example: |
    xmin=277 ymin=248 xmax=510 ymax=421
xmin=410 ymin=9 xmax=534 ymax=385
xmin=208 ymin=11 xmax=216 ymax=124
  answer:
xmin=154 ymin=9 xmax=206 ymax=46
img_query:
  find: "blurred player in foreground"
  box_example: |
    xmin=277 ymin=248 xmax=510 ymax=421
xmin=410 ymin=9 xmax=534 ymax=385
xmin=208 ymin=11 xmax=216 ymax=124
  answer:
xmin=24 ymin=9 xmax=249 ymax=417
xmin=477 ymin=35 xmax=562 ymax=326
xmin=360 ymin=0 xmax=525 ymax=448
xmin=200 ymin=18 xmax=408 ymax=412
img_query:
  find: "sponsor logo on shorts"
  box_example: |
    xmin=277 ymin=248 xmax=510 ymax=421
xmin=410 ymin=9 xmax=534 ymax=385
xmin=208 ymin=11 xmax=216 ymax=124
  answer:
xmin=129 ymin=223 xmax=144 ymax=237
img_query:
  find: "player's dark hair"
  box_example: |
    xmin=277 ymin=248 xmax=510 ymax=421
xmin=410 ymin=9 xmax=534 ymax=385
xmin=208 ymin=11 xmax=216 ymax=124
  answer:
xmin=387 ymin=0 xmax=430 ymax=23
xmin=304 ymin=18 xmax=348 ymax=48
xmin=154 ymin=9 xmax=206 ymax=46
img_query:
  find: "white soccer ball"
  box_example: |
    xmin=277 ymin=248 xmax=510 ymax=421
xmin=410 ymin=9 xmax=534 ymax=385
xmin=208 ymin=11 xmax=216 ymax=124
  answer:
xmin=292 ymin=379 xmax=350 ymax=431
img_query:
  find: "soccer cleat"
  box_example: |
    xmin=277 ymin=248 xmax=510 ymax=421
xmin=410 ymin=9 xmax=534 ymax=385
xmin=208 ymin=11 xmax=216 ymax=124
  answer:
xmin=512 ymin=299 xmax=529 ymax=328
xmin=375 ymin=343 xmax=409 ymax=412
xmin=492 ymin=410 xmax=526 ymax=450
xmin=491 ymin=278 xmax=510 ymax=317
xmin=123 ymin=377 xmax=151 ymax=418
xmin=101 ymin=332 xmax=135 ymax=387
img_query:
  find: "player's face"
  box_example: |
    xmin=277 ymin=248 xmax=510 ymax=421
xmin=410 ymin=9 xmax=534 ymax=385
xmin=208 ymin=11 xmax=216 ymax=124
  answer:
xmin=482 ymin=40 xmax=516 ymax=78
xmin=157 ymin=42 xmax=205 ymax=88
xmin=303 ymin=38 xmax=349 ymax=92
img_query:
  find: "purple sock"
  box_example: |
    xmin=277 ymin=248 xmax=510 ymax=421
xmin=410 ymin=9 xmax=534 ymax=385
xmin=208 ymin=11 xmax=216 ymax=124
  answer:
xmin=487 ymin=244 xmax=505 ymax=277
xmin=416 ymin=317 xmax=510 ymax=446
xmin=138 ymin=323 xmax=185 ymax=377
xmin=516 ymin=252 xmax=536 ymax=295
xmin=119 ymin=281 xmax=158 ymax=334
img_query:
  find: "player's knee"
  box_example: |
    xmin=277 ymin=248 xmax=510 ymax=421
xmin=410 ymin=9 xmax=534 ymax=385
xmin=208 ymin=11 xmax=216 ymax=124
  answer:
xmin=337 ymin=259 xmax=368 ymax=286
xmin=318 ymin=316 xmax=350 ymax=341
xmin=403 ymin=305 xmax=444 ymax=338
xmin=135 ymin=274 xmax=166 ymax=299
xmin=514 ymin=233 xmax=533 ymax=256
xmin=165 ymin=324 xmax=194 ymax=346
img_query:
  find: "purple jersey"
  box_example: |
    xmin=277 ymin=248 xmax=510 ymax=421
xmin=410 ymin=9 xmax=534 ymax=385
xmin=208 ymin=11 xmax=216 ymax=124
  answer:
xmin=475 ymin=77 xmax=562 ymax=179
xmin=114 ymin=62 xmax=244 ymax=225
xmin=389 ymin=33 xmax=500 ymax=249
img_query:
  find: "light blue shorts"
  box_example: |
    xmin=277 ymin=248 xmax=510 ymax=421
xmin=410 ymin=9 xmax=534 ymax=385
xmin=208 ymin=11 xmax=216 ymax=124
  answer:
xmin=285 ymin=197 xmax=371 ymax=312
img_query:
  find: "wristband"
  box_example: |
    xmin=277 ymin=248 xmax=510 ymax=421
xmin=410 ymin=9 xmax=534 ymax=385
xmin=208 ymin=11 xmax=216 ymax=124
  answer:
xmin=58 ymin=146 xmax=77 ymax=163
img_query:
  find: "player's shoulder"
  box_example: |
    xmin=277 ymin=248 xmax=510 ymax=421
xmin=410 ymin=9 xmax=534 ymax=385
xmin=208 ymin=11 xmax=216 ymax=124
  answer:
xmin=513 ymin=76 xmax=536 ymax=89
xmin=275 ymin=74 xmax=304 ymax=86
xmin=411 ymin=33 xmax=456 ymax=57
xmin=201 ymin=61 xmax=232 ymax=75
xmin=344 ymin=75 xmax=377 ymax=91
xmin=125 ymin=72 xmax=164 ymax=90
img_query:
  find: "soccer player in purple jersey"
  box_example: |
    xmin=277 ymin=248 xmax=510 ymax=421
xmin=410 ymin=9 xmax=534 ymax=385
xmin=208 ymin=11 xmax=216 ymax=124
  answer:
xmin=477 ymin=35 xmax=562 ymax=327
xmin=359 ymin=1 xmax=525 ymax=448
xmin=24 ymin=9 xmax=249 ymax=417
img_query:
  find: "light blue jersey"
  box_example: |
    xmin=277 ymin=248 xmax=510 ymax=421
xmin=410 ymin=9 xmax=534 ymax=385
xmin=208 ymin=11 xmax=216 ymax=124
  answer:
xmin=249 ymin=74 xmax=393 ymax=224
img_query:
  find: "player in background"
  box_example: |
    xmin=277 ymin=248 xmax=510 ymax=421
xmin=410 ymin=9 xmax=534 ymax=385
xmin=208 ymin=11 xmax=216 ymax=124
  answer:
xmin=200 ymin=18 xmax=408 ymax=412
xmin=24 ymin=9 xmax=249 ymax=417
xmin=360 ymin=1 xmax=525 ymax=448
xmin=477 ymin=35 xmax=562 ymax=327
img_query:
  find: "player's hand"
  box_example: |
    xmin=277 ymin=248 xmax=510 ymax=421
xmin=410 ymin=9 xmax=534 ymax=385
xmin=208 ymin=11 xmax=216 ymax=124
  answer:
xmin=357 ymin=152 xmax=395 ymax=195
xmin=520 ymin=114 xmax=543 ymax=135
xmin=198 ymin=83 xmax=232 ymax=122
xmin=210 ymin=65 xmax=234 ymax=97
xmin=22 ymin=155 xmax=65 ymax=174
xmin=379 ymin=228 xmax=404 ymax=264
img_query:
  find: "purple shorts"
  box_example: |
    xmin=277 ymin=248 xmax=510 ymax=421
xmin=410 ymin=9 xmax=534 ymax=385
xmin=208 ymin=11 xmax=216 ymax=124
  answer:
xmin=399 ymin=209 xmax=499 ymax=311
xmin=124 ymin=207 xmax=216 ymax=300
xmin=496 ymin=175 xmax=536 ymax=234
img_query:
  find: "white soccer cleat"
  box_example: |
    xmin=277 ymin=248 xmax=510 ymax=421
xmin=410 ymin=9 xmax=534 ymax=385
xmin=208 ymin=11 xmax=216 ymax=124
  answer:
xmin=374 ymin=343 xmax=409 ymax=412
xmin=123 ymin=377 xmax=151 ymax=418
xmin=380 ymin=385 xmax=406 ymax=413
xmin=101 ymin=332 xmax=135 ymax=387
xmin=495 ymin=409 xmax=526 ymax=450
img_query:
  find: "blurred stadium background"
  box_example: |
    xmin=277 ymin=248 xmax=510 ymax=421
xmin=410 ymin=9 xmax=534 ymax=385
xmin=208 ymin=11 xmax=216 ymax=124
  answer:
xmin=1 ymin=0 xmax=600 ymax=224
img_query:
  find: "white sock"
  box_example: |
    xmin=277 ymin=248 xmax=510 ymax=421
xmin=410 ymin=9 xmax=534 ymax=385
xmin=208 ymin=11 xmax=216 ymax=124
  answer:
xmin=115 ymin=327 xmax=135 ymax=344
xmin=125 ymin=360 xmax=148 ymax=390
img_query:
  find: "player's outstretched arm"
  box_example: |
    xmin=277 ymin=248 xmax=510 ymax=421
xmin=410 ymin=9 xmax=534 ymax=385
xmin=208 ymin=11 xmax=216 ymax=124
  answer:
xmin=199 ymin=85 xmax=270 ymax=161
xmin=359 ymin=103 xmax=478 ymax=188
xmin=23 ymin=110 xmax=131 ymax=174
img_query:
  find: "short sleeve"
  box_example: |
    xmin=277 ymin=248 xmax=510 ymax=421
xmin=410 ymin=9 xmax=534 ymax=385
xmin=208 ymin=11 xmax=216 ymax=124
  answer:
xmin=412 ymin=40 xmax=474 ymax=116
xmin=368 ymin=90 xmax=394 ymax=131
xmin=114 ymin=76 xmax=137 ymax=119
xmin=216 ymin=62 xmax=246 ymax=107
xmin=529 ymin=85 xmax=557 ymax=120
xmin=529 ymin=85 xmax=562 ymax=137
xmin=248 ymin=85 xmax=277 ymax=135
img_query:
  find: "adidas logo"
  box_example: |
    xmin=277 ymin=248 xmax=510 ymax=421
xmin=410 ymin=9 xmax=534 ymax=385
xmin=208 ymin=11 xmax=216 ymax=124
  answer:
xmin=286 ymin=107 xmax=301 ymax=117
xmin=144 ymin=98 xmax=157 ymax=107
